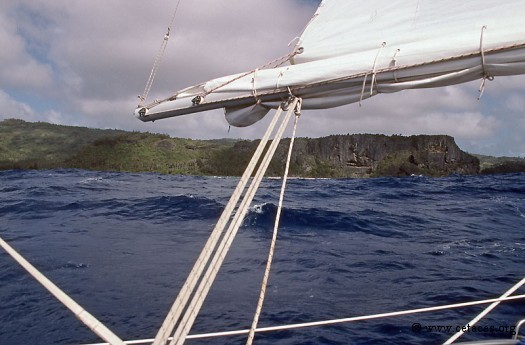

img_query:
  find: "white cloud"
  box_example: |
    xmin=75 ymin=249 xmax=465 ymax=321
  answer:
xmin=0 ymin=90 xmax=35 ymax=119
xmin=1 ymin=0 xmax=524 ymax=157
xmin=412 ymin=111 xmax=499 ymax=139
xmin=2 ymin=0 xmax=315 ymax=128
xmin=0 ymin=89 xmax=66 ymax=125
xmin=0 ymin=7 xmax=55 ymax=93
xmin=505 ymin=94 xmax=525 ymax=112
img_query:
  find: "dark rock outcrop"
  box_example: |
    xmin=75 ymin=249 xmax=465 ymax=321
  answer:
xmin=244 ymin=134 xmax=479 ymax=178
xmin=481 ymin=160 xmax=525 ymax=175
xmin=0 ymin=119 xmax=480 ymax=177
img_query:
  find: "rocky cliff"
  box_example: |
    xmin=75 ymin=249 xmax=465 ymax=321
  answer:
xmin=0 ymin=119 xmax=481 ymax=177
xmin=308 ymin=134 xmax=478 ymax=177
xmin=217 ymin=134 xmax=480 ymax=178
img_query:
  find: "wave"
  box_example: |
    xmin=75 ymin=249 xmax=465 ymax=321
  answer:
xmin=1 ymin=170 xmax=525 ymax=345
xmin=1 ymin=193 xmax=224 ymax=222
xmin=243 ymin=202 xmax=418 ymax=238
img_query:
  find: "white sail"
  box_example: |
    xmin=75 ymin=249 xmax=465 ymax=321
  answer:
xmin=136 ymin=0 xmax=525 ymax=127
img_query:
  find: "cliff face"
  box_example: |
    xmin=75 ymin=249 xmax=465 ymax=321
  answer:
xmin=0 ymin=119 xmax=480 ymax=177
xmin=263 ymin=134 xmax=479 ymax=178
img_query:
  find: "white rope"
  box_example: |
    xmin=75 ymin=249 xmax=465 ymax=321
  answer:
xmin=169 ymin=98 xmax=300 ymax=345
xmin=202 ymin=49 xmax=302 ymax=98
xmin=138 ymin=0 xmax=183 ymax=107
xmin=359 ymin=41 xmax=387 ymax=106
xmin=153 ymin=98 xmax=299 ymax=345
xmin=251 ymin=68 xmax=261 ymax=104
xmin=370 ymin=42 xmax=387 ymax=96
xmin=84 ymin=294 xmax=525 ymax=345
xmin=359 ymin=72 xmax=369 ymax=107
xmin=392 ymin=48 xmax=401 ymax=82
xmin=514 ymin=319 xmax=525 ymax=340
xmin=203 ymin=294 xmax=525 ymax=338
xmin=478 ymin=25 xmax=494 ymax=100
xmin=152 ymin=104 xmax=288 ymax=345
xmin=444 ymin=276 xmax=525 ymax=344
xmin=479 ymin=26 xmax=489 ymax=78
xmin=0 ymin=237 xmax=126 ymax=345
xmin=246 ymin=100 xmax=302 ymax=345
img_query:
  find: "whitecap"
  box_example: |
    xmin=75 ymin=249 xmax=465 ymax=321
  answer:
xmin=79 ymin=177 xmax=103 ymax=184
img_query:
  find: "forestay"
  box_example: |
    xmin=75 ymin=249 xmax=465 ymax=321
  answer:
xmin=135 ymin=0 xmax=525 ymax=126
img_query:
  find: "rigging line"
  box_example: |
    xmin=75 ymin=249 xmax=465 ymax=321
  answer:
xmin=287 ymin=11 xmax=319 ymax=56
xmin=202 ymin=49 xmax=302 ymax=98
xmin=514 ymin=320 xmax=525 ymax=340
xmin=152 ymin=105 xmax=287 ymax=345
xmin=251 ymin=68 xmax=260 ymax=104
xmin=0 ymin=236 xmax=126 ymax=345
xmin=190 ymin=294 xmax=525 ymax=338
xmin=170 ymin=99 xmax=300 ymax=345
xmin=444 ymin=276 xmax=525 ymax=344
xmin=85 ymin=294 xmax=525 ymax=345
xmin=170 ymin=98 xmax=300 ymax=345
xmin=246 ymin=99 xmax=302 ymax=345
xmin=359 ymin=73 xmax=368 ymax=107
xmin=145 ymin=40 xmax=525 ymax=111
xmin=370 ymin=42 xmax=387 ymax=96
xmin=170 ymin=105 xmax=285 ymax=344
xmin=478 ymin=25 xmax=494 ymax=100
xmin=391 ymin=49 xmax=401 ymax=82
xmin=359 ymin=42 xmax=385 ymax=107
xmin=154 ymin=101 xmax=294 ymax=345
xmin=138 ymin=0 xmax=184 ymax=107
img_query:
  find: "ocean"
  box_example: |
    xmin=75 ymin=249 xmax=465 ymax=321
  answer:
xmin=0 ymin=169 xmax=524 ymax=345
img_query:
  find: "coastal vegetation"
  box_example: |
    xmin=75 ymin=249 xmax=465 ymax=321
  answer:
xmin=1 ymin=119 xmax=523 ymax=177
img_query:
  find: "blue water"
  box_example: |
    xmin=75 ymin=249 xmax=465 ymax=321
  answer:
xmin=1 ymin=169 xmax=524 ymax=345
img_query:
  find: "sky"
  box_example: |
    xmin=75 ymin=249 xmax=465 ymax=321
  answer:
xmin=1 ymin=0 xmax=524 ymax=157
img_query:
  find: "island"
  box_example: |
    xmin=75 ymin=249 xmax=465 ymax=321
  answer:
xmin=1 ymin=119 xmax=523 ymax=177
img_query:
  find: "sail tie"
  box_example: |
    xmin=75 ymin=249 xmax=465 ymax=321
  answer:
xmin=275 ymin=68 xmax=291 ymax=91
xmin=478 ymin=25 xmax=494 ymax=100
xmin=370 ymin=42 xmax=387 ymax=96
xmin=359 ymin=73 xmax=369 ymax=107
xmin=246 ymin=99 xmax=302 ymax=345
xmin=391 ymin=48 xmax=401 ymax=82
xmin=251 ymin=68 xmax=261 ymax=104
xmin=201 ymin=47 xmax=303 ymax=101
xmin=360 ymin=42 xmax=386 ymax=106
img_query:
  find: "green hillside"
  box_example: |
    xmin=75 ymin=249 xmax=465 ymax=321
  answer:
xmin=65 ymin=133 xmax=237 ymax=175
xmin=0 ymin=119 xmax=125 ymax=169
xmin=0 ymin=119 xmax=235 ymax=174
xmin=1 ymin=119 xmax=523 ymax=177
